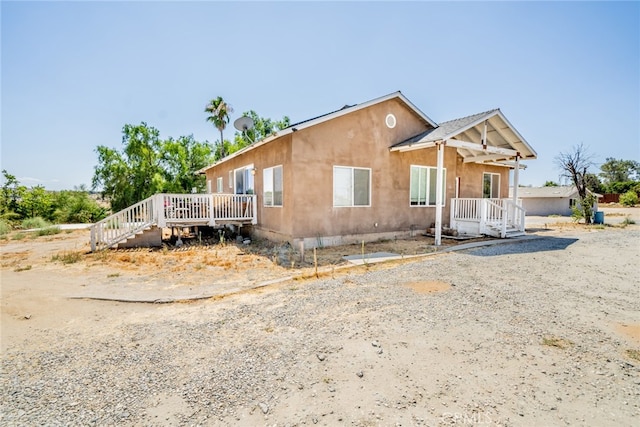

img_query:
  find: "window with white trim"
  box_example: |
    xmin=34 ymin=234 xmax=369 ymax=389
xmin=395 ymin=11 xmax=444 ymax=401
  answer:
xmin=234 ymin=165 xmax=254 ymax=194
xmin=228 ymin=171 xmax=233 ymax=189
xmin=333 ymin=166 xmax=371 ymax=207
xmin=410 ymin=165 xmax=446 ymax=206
xmin=206 ymin=179 xmax=212 ymax=194
xmin=483 ymin=173 xmax=500 ymax=198
xmin=263 ymin=165 xmax=283 ymax=207
xmin=216 ymin=177 xmax=223 ymax=193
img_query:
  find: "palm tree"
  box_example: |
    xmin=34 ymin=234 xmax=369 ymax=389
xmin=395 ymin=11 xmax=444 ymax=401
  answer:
xmin=204 ymin=96 xmax=234 ymax=159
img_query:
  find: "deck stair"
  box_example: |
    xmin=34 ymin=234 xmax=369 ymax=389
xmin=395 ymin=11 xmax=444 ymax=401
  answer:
xmin=450 ymin=198 xmax=526 ymax=239
xmin=90 ymin=193 xmax=257 ymax=251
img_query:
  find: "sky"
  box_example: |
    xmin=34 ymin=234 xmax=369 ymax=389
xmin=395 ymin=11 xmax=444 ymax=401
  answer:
xmin=2 ymin=1 xmax=639 ymax=191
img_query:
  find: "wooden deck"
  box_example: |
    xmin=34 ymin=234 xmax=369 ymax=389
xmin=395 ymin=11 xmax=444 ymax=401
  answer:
xmin=90 ymin=193 xmax=257 ymax=251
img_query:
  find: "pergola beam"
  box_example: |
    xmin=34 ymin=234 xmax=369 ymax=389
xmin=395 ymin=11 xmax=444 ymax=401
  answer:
xmin=463 ymin=153 xmax=508 ymax=163
xmin=445 ymin=139 xmax=518 ymax=156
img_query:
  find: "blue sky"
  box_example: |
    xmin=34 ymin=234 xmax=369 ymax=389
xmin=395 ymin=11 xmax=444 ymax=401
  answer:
xmin=2 ymin=1 xmax=639 ymax=191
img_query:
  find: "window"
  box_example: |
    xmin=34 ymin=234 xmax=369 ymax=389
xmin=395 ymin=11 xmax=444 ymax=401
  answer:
xmin=410 ymin=165 xmax=446 ymax=206
xmin=228 ymin=171 xmax=233 ymax=189
xmin=207 ymin=180 xmax=212 ymax=194
xmin=216 ymin=177 xmax=223 ymax=193
xmin=234 ymin=165 xmax=254 ymax=195
xmin=263 ymin=165 xmax=283 ymax=207
xmin=333 ymin=166 xmax=371 ymax=207
xmin=483 ymin=173 xmax=500 ymax=198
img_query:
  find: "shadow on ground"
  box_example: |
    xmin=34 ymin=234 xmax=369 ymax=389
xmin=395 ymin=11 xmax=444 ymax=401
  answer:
xmin=465 ymin=236 xmax=579 ymax=257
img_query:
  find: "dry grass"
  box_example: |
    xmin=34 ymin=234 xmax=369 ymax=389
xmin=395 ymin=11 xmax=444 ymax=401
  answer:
xmin=542 ymin=336 xmax=574 ymax=349
xmin=625 ymin=349 xmax=640 ymax=361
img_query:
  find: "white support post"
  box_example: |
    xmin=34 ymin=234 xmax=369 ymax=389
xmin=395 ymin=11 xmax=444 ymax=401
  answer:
xmin=481 ymin=120 xmax=488 ymax=149
xmin=435 ymin=141 xmax=445 ymax=246
xmin=155 ymin=194 xmax=165 ymax=228
xmin=512 ymin=155 xmax=520 ymax=203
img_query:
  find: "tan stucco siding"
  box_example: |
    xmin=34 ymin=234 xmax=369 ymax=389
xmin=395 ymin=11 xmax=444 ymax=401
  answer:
xmin=287 ymin=99 xmax=442 ymax=240
xmin=455 ymin=161 xmax=510 ymax=199
xmin=204 ymin=135 xmax=294 ymax=236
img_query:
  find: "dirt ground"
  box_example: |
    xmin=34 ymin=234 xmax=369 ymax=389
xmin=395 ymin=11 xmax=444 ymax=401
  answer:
xmin=1 ymin=207 xmax=639 ymax=425
xmin=1 ymin=208 xmax=638 ymax=351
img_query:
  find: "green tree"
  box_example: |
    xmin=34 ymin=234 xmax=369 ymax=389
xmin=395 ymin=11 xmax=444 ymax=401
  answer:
xmin=543 ymin=181 xmax=558 ymax=187
xmin=93 ymin=123 xmax=166 ymax=211
xmin=555 ymin=143 xmax=596 ymax=224
xmin=0 ymin=170 xmax=25 ymax=218
xmin=51 ymin=189 xmax=107 ymax=223
xmin=584 ymin=173 xmax=605 ymax=194
xmin=18 ymin=185 xmax=52 ymax=219
xmin=230 ymin=111 xmax=291 ymax=154
xmin=160 ymin=135 xmax=214 ymax=193
xmin=204 ymin=96 xmax=234 ymax=159
xmin=619 ymin=190 xmax=638 ymax=207
xmin=599 ymin=158 xmax=640 ymax=187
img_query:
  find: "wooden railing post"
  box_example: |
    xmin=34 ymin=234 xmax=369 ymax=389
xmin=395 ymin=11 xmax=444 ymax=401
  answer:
xmin=252 ymin=194 xmax=257 ymax=224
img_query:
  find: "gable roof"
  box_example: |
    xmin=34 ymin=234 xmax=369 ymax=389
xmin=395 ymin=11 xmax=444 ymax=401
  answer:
xmin=391 ymin=108 xmax=537 ymax=165
xmin=199 ymin=91 xmax=436 ymax=173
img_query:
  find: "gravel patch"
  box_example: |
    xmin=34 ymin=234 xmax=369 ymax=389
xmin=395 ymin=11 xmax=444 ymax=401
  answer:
xmin=1 ymin=228 xmax=639 ymax=426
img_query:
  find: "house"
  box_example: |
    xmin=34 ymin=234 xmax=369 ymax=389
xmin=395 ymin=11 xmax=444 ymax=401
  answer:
xmin=199 ymin=91 xmax=537 ymax=248
xmin=509 ymin=186 xmax=597 ymax=216
xmin=89 ymin=91 xmax=538 ymax=251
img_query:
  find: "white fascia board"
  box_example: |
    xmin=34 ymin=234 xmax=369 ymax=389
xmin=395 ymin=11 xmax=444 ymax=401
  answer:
xmin=439 ymin=110 xmax=500 ymax=142
xmin=396 ymin=93 xmax=438 ymax=127
xmin=495 ymin=110 xmax=537 ymax=159
xmin=198 ymin=128 xmax=294 ymax=173
xmin=201 ymin=91 xmax=438 ymax=172
xmin=391 ymin=141 xmax=438 ymax=152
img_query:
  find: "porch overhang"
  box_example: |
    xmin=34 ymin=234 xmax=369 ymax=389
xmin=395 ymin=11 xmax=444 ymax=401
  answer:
xmin=389 ymin=109 xmax=536 ymax=166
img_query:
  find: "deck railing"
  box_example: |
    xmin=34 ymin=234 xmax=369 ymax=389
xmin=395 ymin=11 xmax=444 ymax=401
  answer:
xmin=451 ymin=198 xmax=525 ymax=238
xmin=91 ymin=195 xmax=157 ymax=251
xmin=90 ymin=193 xmax=257 ymax=251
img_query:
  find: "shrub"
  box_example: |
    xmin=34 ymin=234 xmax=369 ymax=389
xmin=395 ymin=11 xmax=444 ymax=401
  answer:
xmin=21 ymin=216 xmax=50 ymax=230
xmin=619 ymin=190 xmax=638 ymax=207
xmin=36 ymin=226 xmax=61 ymax=236
xmin=0 ymin=219 xmax=11 ymax=236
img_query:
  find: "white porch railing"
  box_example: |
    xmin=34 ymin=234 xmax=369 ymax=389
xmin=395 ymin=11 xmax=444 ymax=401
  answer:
xmin=90 ymin=193 xmax=257 ymax=251
xmin=450 ymin=198 xmax=525 ymax=238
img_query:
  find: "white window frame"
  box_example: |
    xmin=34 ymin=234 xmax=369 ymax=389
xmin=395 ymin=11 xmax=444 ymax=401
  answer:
xmin=410 ymin=165 xmax=446 ymax=207
xmin=234 ymin=164 xmax=255 ymax=195
xmin=216 ymin=177 xmax=223 ymax=193
xmin=483 ymin=173 xmax=500 ymax=199
xmin=228 ymin=170 xmax=233 ymax=189
xmin=263 ymin=165 xmax=283 ymax=207
xmin=206 ymin=179 xmax=212 ymax=194
xmin=333 ymin=166 xmax=371 ymax=207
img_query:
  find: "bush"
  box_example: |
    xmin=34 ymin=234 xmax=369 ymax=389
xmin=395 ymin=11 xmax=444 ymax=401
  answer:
xmin=0 ymin=219 xmax=11 ymax=236
xmin=36 ymin=226 xmax=61 ymax=236
xmin=619 ymin=190 xmax=638 ymax=207
xmin=22 ymin=217 xmax=50 ymax=230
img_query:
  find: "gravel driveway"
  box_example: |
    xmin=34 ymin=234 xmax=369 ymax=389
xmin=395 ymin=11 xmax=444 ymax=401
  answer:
xmin=1 ymin=227 xmax=639 ymax=426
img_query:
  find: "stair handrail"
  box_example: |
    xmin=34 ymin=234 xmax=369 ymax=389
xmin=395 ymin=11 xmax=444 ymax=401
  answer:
xmin=90 ymin=195 xmax=157 ymax=251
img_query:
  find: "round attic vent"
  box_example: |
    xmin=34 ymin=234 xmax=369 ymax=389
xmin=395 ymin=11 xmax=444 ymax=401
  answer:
xmin=385 ymin=113 xmax=397 ymax=129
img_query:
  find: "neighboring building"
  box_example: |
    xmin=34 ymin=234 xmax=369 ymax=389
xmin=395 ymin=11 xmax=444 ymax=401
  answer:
xmin=200 ymin=91 xmax=537 ymax=248
xmin=509 ymin=186 xmax=590 ymax=216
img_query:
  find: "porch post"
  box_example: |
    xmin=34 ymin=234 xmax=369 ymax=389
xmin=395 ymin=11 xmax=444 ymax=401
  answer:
xmin=512 ymin=154 xmax=520 ymax=203
xmin=435 ymin=141 xmax=445 ymax=246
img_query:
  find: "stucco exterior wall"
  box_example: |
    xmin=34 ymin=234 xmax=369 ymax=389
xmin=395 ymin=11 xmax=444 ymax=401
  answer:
xmin=287 ymin=99 xmax=443 ymax=243
xmin=455 ymin=159 xmax=510 ymax=199
xmin=520 ymin=198 xmax=573 ymax=216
